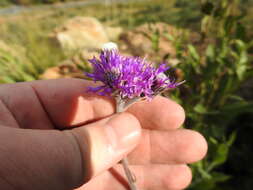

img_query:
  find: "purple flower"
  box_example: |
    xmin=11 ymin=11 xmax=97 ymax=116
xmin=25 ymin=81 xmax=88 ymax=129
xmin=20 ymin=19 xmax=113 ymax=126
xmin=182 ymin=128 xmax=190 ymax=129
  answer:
xmin=86 ymin=50 xmax=183 ymax=100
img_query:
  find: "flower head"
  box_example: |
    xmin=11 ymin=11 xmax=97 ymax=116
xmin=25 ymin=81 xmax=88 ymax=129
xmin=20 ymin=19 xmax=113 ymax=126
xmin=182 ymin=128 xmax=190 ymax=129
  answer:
xmin=86 ymin=50 xmax=183 ymax=100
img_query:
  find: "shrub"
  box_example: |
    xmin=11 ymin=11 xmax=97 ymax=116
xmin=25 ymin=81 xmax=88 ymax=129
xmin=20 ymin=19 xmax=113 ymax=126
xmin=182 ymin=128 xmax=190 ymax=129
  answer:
xmin=164 ymin=0 xmax=253 ymax=189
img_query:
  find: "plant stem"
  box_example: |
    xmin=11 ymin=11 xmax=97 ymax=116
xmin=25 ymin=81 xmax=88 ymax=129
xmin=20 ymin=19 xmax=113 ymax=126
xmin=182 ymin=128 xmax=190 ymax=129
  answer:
xmin=116 ymin=97 xmax=139 ymax=190
xmin=121 ymin=157 xmax=137 ymax=190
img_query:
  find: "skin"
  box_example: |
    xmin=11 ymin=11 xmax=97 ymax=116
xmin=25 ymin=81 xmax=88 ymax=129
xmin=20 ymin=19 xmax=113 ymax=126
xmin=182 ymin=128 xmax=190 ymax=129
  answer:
xmin=0 ymin=78 xmax=207 ymax=190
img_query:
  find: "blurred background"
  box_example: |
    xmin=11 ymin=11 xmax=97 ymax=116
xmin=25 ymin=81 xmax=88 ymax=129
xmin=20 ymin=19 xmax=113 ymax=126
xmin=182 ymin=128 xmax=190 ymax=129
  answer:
xmin=0 ymin=0 xmax=252 ymax=189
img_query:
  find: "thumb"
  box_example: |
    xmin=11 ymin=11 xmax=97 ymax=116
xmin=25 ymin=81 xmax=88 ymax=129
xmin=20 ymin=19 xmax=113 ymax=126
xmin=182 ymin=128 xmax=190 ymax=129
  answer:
xmin=70 ymin=112 xmax=141 ymax=183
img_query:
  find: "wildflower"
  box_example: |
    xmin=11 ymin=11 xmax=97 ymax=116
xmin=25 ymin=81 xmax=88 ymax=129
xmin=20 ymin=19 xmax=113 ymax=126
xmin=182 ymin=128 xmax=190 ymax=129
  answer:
xmin=86 ymin=49 xmax=183 ymax=109
xmin=85 ymin=43 xmax=184 ymax=190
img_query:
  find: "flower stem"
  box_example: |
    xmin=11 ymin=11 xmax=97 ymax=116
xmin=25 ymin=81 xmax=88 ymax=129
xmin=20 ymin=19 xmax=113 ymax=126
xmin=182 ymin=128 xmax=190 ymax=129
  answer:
xmin=121 ymin=157 xmax=137 ymax=190
xmin=116 ymin=98 xmax=139 ymax=190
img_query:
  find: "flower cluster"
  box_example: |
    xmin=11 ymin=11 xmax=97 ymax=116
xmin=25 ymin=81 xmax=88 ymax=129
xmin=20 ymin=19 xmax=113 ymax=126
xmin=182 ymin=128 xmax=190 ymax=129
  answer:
xmin=86 ymin=50 xmax=183 ymax=100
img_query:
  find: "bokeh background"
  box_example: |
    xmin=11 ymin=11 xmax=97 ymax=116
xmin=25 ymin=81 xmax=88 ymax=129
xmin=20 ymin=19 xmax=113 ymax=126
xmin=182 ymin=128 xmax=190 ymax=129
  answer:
xmin=0 ymin=0 xmax=252 ymax=189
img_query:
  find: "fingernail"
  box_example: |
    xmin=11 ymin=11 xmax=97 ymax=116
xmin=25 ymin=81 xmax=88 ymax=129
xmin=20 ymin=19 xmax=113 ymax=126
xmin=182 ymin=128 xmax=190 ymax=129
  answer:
xmin=105 ymin=113 xmax=141 ymax=152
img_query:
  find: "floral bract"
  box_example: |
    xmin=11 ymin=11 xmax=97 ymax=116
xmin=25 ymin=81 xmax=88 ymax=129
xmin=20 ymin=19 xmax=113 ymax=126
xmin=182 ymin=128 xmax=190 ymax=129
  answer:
xmin=86 ymin=50 xmax=182 ymax=100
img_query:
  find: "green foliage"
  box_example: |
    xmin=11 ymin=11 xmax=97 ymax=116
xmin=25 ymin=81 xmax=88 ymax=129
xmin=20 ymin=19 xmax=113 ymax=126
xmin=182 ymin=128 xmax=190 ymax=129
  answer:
xmin=163 ymin=0 xmax=253 ymax=189
xmin=0 ymin=48 xmax=35 ymax=83
xmin=0 ymin=17 xmax=66 ymax=82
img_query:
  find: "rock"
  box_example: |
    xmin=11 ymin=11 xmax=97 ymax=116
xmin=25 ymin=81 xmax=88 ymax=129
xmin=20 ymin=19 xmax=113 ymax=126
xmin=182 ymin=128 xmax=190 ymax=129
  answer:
xmin=39 ymin=66 xmax=62 ymax=79
xmin=79 ymin=49 xmax=99 ymax=62
xmin=105 ymin=26 xmax=123 ymax=41
xmin=39 ymin=48 xmax=100 ymax=80
xmin=39 ymin=63 xmax=85 ymax=80
xmin=119 ymin=23 xmax=194 ymax=62
xmin=50 ymin=17 xmax=109 ymax=51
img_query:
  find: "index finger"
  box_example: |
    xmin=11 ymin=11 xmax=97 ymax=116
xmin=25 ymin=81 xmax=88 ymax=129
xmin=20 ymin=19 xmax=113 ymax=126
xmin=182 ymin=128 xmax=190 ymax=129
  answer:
xmin=128 ymin=96 xmax=185 ymax=130
xmin=31 ymin=79 xmax=184 ymax=130
xmin=2 ymin=78 xmax=184 ymax=130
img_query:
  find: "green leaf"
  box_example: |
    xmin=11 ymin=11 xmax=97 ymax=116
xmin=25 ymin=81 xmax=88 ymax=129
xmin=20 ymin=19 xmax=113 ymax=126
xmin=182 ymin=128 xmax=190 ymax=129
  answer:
xmin=227 ymin=95 xmax=245 ymax=101
xmin=234 ymin=39 xmax=247 ymax=52
xmin=207 ymin=142 xmax=231 ymax=172
xmin=227 ymin=131 xmax=237 ymax=147
xmin=215 ymin=144 xmax=229 ymax=165
xmin=209 ymin=137 xmax=218 ymax=145
xmin=163 ymin=33 xmax=174 ymax=41
xmin=235 ymin=51 xmax=248 ymax=80
xmin=221 ymin=101 xmax=253 ymax=114
xmin=196 ymin=161 xmax=212 ymax=179
xmin=206 ymin=44 xmax=215 ymax=59
xmin=211 ymin=172 xmax=231 ymax=182
xmin=188 ymin=44 xmax=200 ymax=61
xmin=194 ymin=104 xmax=207 ymax=114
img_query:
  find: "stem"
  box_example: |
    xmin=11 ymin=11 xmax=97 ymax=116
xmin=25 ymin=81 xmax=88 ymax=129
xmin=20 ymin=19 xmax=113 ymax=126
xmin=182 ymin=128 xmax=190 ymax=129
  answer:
xmin=121 ymin=157 xmax=137 ymax=190
xmin=116 ymin=97 xmax=139 ymax=190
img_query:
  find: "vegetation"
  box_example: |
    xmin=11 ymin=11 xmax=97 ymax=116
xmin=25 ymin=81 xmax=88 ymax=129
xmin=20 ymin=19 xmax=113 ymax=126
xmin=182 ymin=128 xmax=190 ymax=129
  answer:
xmin=169 ymin=1 xmax=253 ymax=189
xmin=1 ymin=0 xmax=81 ymax=6
xmin=0 ymin=0 xmax=252 ymax=189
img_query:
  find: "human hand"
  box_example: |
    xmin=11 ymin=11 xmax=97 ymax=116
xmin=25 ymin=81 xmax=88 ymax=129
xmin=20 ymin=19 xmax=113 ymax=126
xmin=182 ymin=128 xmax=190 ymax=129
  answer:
xmin=0 ymin=78 xmax=207 ymax=190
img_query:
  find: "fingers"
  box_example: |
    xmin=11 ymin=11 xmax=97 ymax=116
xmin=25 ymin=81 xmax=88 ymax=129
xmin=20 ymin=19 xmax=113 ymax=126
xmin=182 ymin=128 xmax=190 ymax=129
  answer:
xmin=0 ymin=99 xmax=19 ymax=128
xmin=127 ymin=96 xmax=185 ymax=130
xmin=69 ymin=112 xmax=141 ymax=182
xmin=0 ymin=79 xmax=115 ymax=129
xmin=128 ymin=129 xmax=208 ymax=165
xmin=76 ymin=164 xmax=192 ymax=190
xmin=0 ymin=113 xmax=141 ymax=190
xmin=0 ymin=79 xmax=185 ymax=130
xmin=29 ymin=78 xmax=116 ymax=128
xmin=30 ymin=79 xmax=184 ymax=130
xmin=0 ymin=82 xmax=55 ymax=129
xmin=0 ymin=126 xmax=84 ymax=190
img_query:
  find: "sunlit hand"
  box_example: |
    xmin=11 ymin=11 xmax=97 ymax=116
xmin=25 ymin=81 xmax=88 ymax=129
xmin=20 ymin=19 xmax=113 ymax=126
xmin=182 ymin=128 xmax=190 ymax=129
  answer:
xmin=0 ymin=78 xmax=207 ymax=190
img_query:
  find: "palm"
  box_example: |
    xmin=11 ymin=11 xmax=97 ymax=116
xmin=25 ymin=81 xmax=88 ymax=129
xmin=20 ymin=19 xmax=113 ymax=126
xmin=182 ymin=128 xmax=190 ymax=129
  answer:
xmin=0 ymin=78 xmax=207 ymax=190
